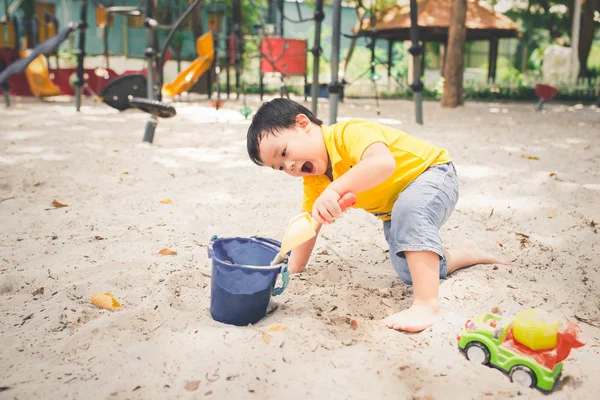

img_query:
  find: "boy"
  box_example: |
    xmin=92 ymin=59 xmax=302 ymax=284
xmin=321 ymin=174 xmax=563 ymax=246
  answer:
xmin=247 ymin=99 xmax=508 ymax=332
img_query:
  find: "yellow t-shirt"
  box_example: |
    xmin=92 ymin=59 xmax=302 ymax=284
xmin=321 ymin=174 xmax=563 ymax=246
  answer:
xmin=302 ymin=119 xmax=451 ymax=221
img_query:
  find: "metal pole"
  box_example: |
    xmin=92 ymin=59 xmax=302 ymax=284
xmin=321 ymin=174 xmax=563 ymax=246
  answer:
xmin=408 ymin=0 xmax=423 ymax=125
xmin=279 ymin=0 xmax=284 ymax=37
xmin=310 ymin=0 xmax=324 ymax=116
xmin=144 ymin=0 xmax=155 ymax=100
xmin=3 ymin=88 xmax=9 ymax=107
xmin=328 ymin=0 xmax=342 ymax=124
xmin=233 ymin=0 xmax=242 ymax=100
xmin=142 ymin=0 xmax=156 ymax=143
xmin=138 ymin=0 xmax=201 ymax=144
xmin=74 ymin=0 xmax=88 ymax=112
xmin=142 ymin=115 xmax=158 ymax=143
xmin=102 ymin=15 xmax=109 ymax=69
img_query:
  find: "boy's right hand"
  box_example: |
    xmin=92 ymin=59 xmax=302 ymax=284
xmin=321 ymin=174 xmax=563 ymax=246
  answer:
xmin=312 ymin=188 xmax=342 ymax=224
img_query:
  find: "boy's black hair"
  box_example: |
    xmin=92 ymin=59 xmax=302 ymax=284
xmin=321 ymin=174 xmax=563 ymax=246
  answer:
xmin=247 ymin=98 xmax=323 ymax=166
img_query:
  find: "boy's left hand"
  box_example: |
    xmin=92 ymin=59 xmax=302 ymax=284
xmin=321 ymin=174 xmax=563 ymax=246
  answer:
xmin=312 ymin=188 xmax=341 ymax=224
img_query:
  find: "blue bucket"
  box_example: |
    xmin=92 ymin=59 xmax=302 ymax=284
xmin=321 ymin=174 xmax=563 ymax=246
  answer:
xmin=207 ymin=236 xmax=289 ymax=326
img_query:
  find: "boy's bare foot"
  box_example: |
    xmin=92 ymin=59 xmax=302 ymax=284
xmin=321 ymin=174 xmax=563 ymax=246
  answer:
xmin=446 ymin=239 xmax=510 ymax=275
xmin=383 ymin=241 xmax=508 ymax=333
xmin=384 ymin=301 xmax=439 ymax=333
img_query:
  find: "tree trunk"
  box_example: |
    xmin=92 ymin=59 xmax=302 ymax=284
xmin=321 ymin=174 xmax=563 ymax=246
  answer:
xmin=190 ymin=0 xmax=204 ymax=39
xmin=441 ymin=0 xmax=467 ymax=108
xmin=578 ymin=0 xmax=598 ymax=77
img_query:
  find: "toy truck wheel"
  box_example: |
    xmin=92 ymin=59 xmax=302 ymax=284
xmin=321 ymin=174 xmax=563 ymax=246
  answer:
xmin=465 ymin=342 xmax=490 ymax=365
xmin=509 ymin=365 xmax=537 ymax=388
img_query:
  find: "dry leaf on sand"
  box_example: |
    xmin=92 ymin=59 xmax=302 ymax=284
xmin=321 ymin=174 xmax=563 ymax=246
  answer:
xmin=249 ymin=323 xmax=287 ymax=344
xmin=51 ymin=200 xmax=68 ymax=208
xmin=185 ymin=381 xmax=200 ymax=391
xmin=266 ymin=325 xmax=288 ymax=333
xmin=158 ymin=248 xmax=177 ymax=255
xmin=350 ymin=320 xmax=358 ymax=330
xmin=262 ymin=332 xmax=271 ymax=344
xmin=521 ymin=155 xmax=540 ymax=160
xmin=160 ymin=199 xmax=173 ymax=204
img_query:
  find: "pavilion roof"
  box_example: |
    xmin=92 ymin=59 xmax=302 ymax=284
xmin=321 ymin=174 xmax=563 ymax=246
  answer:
xmin=359 ymin=0 xmax=519 ymax=41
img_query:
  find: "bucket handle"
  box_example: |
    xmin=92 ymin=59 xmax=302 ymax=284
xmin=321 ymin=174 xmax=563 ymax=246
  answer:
xmin=272 ymin=264 xmax=289 ymax=296
xmin=250 ymin=236 xmax=292 ymax=257
xmin=208 ymin=235 xmax=285 ymax=258
xmin=250 ymin=236 xmax=281 ymax=249
xmin=208 ymin=235 xmax=217 ymax=259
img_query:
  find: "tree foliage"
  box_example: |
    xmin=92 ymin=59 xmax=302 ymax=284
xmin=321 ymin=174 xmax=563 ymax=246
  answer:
xmin=502 ymin=0 xmax=599 ymax=76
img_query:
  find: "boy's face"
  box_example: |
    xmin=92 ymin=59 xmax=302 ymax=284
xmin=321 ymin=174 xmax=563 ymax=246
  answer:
xmin=258 ymin=114 xmax=328 ymax=177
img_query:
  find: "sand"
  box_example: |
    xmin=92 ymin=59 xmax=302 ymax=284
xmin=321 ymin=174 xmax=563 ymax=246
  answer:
xmin=1 ymin=95 xmax=599 ymax=400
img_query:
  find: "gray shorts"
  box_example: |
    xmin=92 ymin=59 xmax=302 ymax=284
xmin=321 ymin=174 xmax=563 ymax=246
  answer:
xmin=383 ymin=162 xmax=459 ymax=285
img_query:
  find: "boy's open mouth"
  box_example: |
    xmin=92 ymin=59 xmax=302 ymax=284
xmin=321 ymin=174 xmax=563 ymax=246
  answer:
xmin=301 ymin=161 xmax=314 ymax=174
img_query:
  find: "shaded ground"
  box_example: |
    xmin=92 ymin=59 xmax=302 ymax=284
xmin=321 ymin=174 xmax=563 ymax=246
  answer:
xmin=1 ymin=95 xmax=599 ymax=400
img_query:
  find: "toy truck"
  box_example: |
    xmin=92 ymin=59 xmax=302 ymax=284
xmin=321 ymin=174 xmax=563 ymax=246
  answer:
xmin=457 ymin=309 xmax=584 ymax=392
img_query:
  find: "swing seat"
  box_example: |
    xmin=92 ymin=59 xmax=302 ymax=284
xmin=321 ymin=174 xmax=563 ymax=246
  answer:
xmin=535 ymin=83 xmax=559 ymax=101
xmin=129 ymin=97 xmax=177 ymax=118
xmin=98 ymin=74 xmax=147 ymax=111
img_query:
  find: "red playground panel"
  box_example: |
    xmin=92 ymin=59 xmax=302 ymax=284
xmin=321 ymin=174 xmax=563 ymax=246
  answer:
xmin=0 ymin=49 xmax=118 ymax=96
xmin=260 ymin=38 xmax=307 ymax=76
xmin=535 ymin=83 xmax=559 ymax=101
xmin=49 ymin=68 xmax=119 ymax=96
xmin=0 ymin=49 xmax=32 ymax=96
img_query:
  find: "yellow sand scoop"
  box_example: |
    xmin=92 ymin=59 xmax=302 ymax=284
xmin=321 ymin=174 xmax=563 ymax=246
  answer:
xmin=271 ymin=193 xmax=357 ymax=265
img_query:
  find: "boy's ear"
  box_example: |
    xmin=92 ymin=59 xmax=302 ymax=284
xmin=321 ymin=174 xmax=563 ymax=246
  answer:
xmin=295 ymin=114 xmax=311 ymax=131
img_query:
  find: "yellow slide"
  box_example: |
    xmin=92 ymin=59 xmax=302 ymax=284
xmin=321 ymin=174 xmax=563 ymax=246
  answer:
xmin=162 ymin=32 xmax=214 ymax=98
xmin=19 ymin=49 xmax=61 ymax=98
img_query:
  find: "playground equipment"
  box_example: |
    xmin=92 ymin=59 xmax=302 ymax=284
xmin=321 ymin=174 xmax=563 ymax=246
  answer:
xmin=1 ymin=8 xmax=59 ymax=98
xmin=226 ymin=0 xmax=243 ymax=100
xmin=247 ymin=0 xmax=326 ymax=111
xmin=0 ymin=0 xmax=21 ymax=55
xmin=18 ymin=47 xmax=61 ymax=97
xmin=95 ymin=6 xmax=148 ymax=111
xmin=0 ymin=21 xmax=77 ymax=107
xmin=259 ymin=36 xmax=307 ymax=100
xmin=0 ymin=1 xmax=187 ymax=115
xmin=458 ymin=309 xmax=584 ymax=392
xmin=162 ymin=31 xmax=214 ymax=98
xmin=0 ymin=0 xmax=116 ymax=110
xmin=128 ymin=0 xmax=202 ymax=143
xmin=535 ymin=83 xmax=559 ymax=111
